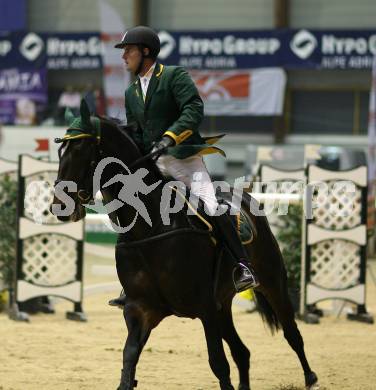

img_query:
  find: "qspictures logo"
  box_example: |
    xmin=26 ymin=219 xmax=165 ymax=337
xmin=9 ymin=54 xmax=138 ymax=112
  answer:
xmin=29 ymin=159 xmax=358 ymax=232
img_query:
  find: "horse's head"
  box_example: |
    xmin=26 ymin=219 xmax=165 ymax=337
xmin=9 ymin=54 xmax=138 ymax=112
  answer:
xmin=51 ymin=99 xmax=148 ymax=223
xmin=51 ymin=100 xmax=101 ymax=222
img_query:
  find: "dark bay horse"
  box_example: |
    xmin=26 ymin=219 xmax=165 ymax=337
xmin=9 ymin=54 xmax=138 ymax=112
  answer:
xmin=51 ymin=102 xmax=318 ymax=390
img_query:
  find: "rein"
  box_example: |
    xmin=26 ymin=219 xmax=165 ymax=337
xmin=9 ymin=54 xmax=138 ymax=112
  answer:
xmin=55 ymin=125 xmax=166 ymax=171
xmin=55 ymin=117 xmax=176 ymax=235
xmin=128 ymin=147 xmax=166 ymax=169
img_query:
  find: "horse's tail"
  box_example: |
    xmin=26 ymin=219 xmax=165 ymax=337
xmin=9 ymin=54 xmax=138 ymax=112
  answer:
xmin=253 ymin=290 xmax=280 ymax=334
xmin=240 ymin=191 xmax=282 ymax=334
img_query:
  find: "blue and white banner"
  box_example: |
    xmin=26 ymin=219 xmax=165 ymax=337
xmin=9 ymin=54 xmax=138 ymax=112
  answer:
xmin=1 ymin=29 xmax=376 ymax=70
xmin=158 ymin=29 xmax=376 ymax=70
xmin=46 ymin=32 xmax=103 ymax=70
xmin=157 ymin=30 xmax=283 ymax=69
xmin=284 ymin=30 xmax=376 ymax=69
xmin=0 ymin=32 xmax=103 ymax=70
xmin=0 ymin=31 xmax=47 ymax=69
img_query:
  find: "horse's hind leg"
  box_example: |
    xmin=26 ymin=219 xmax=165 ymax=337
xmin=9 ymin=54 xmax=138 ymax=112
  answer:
xmin=264 ymin=288 xmax=318 ymax=388
xmin=201 ymin=304 xmax=235 ymax=390
xmin=220 ymin=304 xmax=251 ymax=390
xmin=118 ymin=303 xmax=161 ymax=390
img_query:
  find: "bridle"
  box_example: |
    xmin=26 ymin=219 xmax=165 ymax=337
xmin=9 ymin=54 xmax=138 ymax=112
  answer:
xmin=55 ymin=118 xmax=102 ymax=205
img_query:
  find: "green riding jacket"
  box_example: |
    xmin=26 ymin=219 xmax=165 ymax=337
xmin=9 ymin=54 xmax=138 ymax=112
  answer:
xmin=124 ymin=63 xmax=224 ymax=159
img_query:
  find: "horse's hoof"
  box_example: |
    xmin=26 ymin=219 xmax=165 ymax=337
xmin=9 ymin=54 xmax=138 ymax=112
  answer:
xmin=238 ymin=384 xmax=250 ymax=390
xmin=220 ymin=385 xmax=235 ymax=390
xmin=220 ymin=381 xmax=235 ymax=390
xmin=305 ymin=371 xmax=319 ymax=389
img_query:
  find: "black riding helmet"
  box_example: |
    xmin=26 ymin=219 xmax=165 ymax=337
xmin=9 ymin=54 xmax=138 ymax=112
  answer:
xmin=115 ymin=25 xmax=160 ymax=58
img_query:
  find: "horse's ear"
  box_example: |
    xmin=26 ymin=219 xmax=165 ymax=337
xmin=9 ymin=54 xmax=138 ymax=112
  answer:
xmin=80 ymin=99 xmax=91 ymax=128
xmin=64 ymin=108 xmax=75 ymax=125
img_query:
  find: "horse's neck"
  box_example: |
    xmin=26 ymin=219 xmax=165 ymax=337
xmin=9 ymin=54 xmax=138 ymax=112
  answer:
xmin=104 ymin=169 xmax=164 ymax=239
xmin=101 ymin=132 xmax=164 ymax=240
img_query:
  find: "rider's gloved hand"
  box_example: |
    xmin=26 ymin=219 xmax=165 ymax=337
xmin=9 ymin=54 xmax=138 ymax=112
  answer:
xmin=151 ymin=135 xmax=175 ymax=157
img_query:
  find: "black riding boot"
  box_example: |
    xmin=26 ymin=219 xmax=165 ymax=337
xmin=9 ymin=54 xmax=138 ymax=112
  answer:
xmin=108 ymin=289 xmax=126 ymax=308
xmin=213 ymin=213 xmax=259 ymax=292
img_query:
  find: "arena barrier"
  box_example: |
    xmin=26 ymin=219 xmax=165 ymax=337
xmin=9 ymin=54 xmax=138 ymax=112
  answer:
xmin=257 ymin=164 xmax=305 ymax=313
xmin=257 ymin=156 xmax=373 ymax=323
xmin=9 ymin=155 xmax=86 ymax=322
xmin=257 ymin=164 xmax=305 ymax=235
xmin=302 ymin=164 xmax=373 ymax=324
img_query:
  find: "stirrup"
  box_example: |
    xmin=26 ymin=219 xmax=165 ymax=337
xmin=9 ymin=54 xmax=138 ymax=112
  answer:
xmin=232 ymin=263 xmax=259 ymax=293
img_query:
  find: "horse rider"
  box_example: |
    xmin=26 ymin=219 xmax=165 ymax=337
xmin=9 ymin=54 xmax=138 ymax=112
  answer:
xmin=109 ymin=25 xmax=259 ymax=307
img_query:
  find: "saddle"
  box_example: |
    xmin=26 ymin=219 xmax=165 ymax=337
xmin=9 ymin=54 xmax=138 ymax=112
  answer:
xmin=169 ymin=185 xmax=256 ymax=246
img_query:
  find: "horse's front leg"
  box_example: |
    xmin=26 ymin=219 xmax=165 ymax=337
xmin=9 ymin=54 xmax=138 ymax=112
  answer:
xmin=117 ymin=302 xmax=160 ymax=390
xmin=201 ymin=303 xmax=235 ymax=390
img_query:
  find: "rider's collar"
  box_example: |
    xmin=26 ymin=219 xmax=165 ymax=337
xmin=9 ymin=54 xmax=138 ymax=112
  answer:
xmin=139 ymin=62 xmax=156 ymax=81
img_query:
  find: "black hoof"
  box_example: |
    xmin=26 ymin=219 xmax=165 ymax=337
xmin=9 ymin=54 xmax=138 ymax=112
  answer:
xmin=238 ymin=384 xmax=250 ymax=390
xmin=219 ymin=380 xmax=235 ymax=390
xmin=305 ymin=371 xmax=318 ymax=388
xmin=117 ymin=378 xmax=137 ymax=390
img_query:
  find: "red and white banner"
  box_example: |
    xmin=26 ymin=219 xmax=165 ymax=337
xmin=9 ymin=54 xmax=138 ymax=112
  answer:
xmin=190 ymin=68 xmax=286 ymax=116
xmin=0 ymin=126 xmax=64 ymax=161
xmin=98 ymin=0 xmax=129 ymax=120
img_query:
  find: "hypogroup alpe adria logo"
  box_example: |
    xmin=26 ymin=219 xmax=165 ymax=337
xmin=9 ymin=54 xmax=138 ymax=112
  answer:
xmin=19 ymin=32 xmax=44 ymax=61
xmin=290 ymin=29 xmax=317 ymax=60
xmin=158 ymin=30 xmax=176 ymax=60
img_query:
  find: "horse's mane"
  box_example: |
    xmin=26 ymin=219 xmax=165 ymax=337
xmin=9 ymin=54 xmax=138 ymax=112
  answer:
xmin=98 ymin=115 xmax=141 ymax=154
xmin=98 ymin=115 xmax=164 ymax=180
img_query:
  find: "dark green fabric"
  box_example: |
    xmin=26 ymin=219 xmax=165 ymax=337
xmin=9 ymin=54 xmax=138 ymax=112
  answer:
xmin=62 ymin=100 xmax=100 ymax=137
xmin=238 ymin=211 xmax=253 ymax=245
xmin=64 ymin=115 xmax=101 ymax=139
xmin=125 ymin=63 xmax=223 ymax=159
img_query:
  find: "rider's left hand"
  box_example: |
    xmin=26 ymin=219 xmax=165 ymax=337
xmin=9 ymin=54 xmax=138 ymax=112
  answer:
xmin=151 ymin=135 xmax=175 ymax=157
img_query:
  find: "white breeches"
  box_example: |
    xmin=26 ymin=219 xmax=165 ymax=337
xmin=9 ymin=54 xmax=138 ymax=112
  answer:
xmin=156 ymin=154 xmax=219 ymax=215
